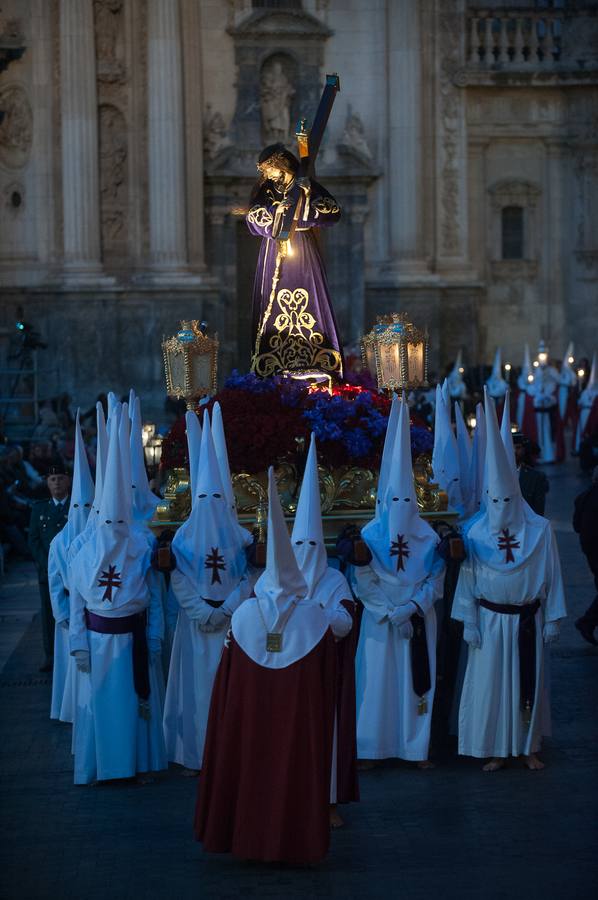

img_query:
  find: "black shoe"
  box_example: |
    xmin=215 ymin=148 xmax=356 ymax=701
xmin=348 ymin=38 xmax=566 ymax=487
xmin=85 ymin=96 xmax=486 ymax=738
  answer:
xmin=575 ymin=619 xmax=598 ymax=646
xmin=38 ymin=660 xmax=53 ymax=673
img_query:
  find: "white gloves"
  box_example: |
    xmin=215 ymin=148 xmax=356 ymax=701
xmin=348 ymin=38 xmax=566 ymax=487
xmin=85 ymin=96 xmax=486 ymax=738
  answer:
xmin=398 ymin=621 xmax=413 ymax=640
xmin=543 ymin=621 xmax=560 ymax=645
xmin=389 ymin=602 xmax=416 ymax=628
xmin=463 ymin=623 xmax=482 ymax=649
xmin=59 ymin=619 xmax=69 ymax=631
xmin=73 ymin=650 xmax=90 ymax=673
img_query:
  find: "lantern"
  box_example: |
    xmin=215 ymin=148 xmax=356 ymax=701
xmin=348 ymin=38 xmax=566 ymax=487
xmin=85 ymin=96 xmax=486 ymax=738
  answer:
xmin=162 ymin=320 xmax=218 ymax=408
xmin=361 ymin=313 xmax=429 ymax=391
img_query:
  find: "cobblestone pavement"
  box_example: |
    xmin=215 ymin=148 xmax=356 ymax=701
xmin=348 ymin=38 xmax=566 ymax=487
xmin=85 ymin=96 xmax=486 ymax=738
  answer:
xmin=1 ymin=462 xmax=596 ymax=900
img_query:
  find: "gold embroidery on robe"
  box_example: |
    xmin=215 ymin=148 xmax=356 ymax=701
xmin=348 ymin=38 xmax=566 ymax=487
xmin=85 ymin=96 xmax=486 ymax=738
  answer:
xmin=313 ymin=197 xmax=340 ymax=217
xmin=251 ymin=286 xmax=343 ymax=378
xmin=247 ymin=206 xmax=274 ymax=228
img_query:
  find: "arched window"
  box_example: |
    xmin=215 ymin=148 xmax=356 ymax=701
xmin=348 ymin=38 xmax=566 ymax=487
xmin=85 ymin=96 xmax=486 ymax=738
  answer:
xmin=502 ymin=206 xmax=524 ymax=259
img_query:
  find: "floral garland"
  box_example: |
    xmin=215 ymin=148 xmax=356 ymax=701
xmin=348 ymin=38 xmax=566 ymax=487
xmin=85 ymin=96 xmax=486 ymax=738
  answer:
xmin=160 ymin=371 xmax=433 ymax=475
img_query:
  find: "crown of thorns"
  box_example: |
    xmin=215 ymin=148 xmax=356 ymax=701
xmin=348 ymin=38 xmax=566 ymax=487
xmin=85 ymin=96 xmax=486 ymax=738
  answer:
xmin=256 ymin=150 xmax=293 ymax=173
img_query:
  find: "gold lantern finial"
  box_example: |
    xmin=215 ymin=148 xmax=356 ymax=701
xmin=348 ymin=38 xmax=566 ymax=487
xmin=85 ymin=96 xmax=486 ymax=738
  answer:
xmin=162 ymin=320 xmax=219 ymax=409
xmin=361 ymin=313 xmax=429 ymax=392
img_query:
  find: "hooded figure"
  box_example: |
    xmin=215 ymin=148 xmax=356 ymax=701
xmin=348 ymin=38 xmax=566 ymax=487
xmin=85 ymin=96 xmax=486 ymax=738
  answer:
xmin=486 ymin=348 xmax=508 ymax=401
xmin=130 ymin=396 xmax=160 ymax=526
xmin=432 ymin=385 xmax=464 ymax=515
xmin=164 ymin=411 xmax=252 ymax=773
xmin=68 ymin=405 xmax=167 ymax=785
xmin=447 ymin=350 xmax=467 ymax=401
xmin=47 ymin=411 xmax=94 ymax=721
xmin=195 ymin=466 xmax=337 ymax=865
xmin=375 ymin=394 xmax=400 ymax=520
xmin=211 ymin=400 xmax=255 ymax=549
xmin=455 ymin=401 xmax=475 ymax=519
xmin=451 ymin=390 xmax=566 ymax=770
xmin=528 ymin=340 xmax=563 ymax=463
xmin=500 ymin=389 xmax=518 ymax=476
xmin=576 ymin=352 xmax=598 ymax=452
xmin=354 ymin=400 xmax=445 ymax=764
xmin=292 ymin=434 xmax=358 ymax=815
xmin=516 ymin=343 xmax=535 ymax=434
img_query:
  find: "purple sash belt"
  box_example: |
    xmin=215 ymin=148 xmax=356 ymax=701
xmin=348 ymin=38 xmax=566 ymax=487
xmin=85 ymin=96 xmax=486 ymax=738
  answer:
xmin=478 ymin=598 xmax=541 ymax=717
xmin=85 ymin=609 xmax=150 ymax=701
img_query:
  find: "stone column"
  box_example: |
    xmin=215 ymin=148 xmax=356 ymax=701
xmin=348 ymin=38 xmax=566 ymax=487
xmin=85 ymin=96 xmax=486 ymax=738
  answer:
xmin=180 ymin=0 xmax=206 ymax=272
xmin=60 ymin=0 xmax=103 ymax=276
xmin=147 ymin=0 xmax=188 ymax=273
xmin=386 ymin=0 xmax=426 ymax=272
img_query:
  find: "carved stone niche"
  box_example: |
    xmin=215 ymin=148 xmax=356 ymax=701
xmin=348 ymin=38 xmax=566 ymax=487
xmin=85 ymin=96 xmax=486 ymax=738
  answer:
xmin=488 ymin=179 xmax=541 ymax=281
xmin=221 ymin=7 xmax=332 ymax=175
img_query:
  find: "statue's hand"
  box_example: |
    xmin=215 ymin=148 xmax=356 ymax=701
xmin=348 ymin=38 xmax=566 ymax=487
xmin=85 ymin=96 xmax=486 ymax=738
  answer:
xmin=296 ymin=177 xmax=310 ymax=196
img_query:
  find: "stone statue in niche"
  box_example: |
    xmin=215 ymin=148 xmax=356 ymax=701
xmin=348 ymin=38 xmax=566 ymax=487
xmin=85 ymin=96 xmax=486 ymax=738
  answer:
xmin=260 ymin=58 xmax=295 ymax=145
xmin=94 ymin=0 xmax=125 ymax=83
xmin=338 ymin=106 xmax=372 ymax=164
xmin=204 ymin=105 xmax=232 ymax=159
xmin=0 ymin=84 xmax=33 ymax=169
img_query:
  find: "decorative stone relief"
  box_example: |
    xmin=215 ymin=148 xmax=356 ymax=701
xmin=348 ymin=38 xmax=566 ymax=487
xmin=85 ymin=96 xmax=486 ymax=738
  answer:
xmin=99 ymin=103 xmax=128 ymax=254
xmin=94 ymin=0 xmax=126 ymax=84
xmin=0 ymin=83 xmax=33 ymax=169
xmin=438 ymin=6 xmax=463 ymax=256
xmin=574 ymin=149 xmax=598 ymax=257
xmin=260 ymin=54 xmax=296 ymax=145
xmin=3 ymin=179 xmax=24 ymax=214
xmin=488 ymin=180 xmax=541 ymax=212
xmin=204 ymin=104 xmax=232 ymax=160
xmin=337 ymin=106 xmax=373 ymax=165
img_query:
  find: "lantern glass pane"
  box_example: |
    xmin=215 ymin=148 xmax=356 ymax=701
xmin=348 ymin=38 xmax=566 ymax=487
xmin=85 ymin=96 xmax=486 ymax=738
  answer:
xmin=407 ymin=342 xmax=424 ymax=384
xmin=380 ymin=342 xmax=402 ymax=387
xmin=364 ymin=342 xmax=377 ymax=376
xmin=168 ymin=351 xmax=186 ymax=394
xmin=190 ymin=351 xmax=213 ymax=394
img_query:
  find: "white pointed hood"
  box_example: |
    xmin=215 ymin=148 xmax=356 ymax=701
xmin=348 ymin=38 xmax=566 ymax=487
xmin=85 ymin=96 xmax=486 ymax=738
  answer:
xmin=376 ymin=394 xmax=400 ymax=517
xmin=448 ymin=350 xmax=466 ymax=399
xmin=471 ymin=401 xmax=487 ymax=514
xmin=291 ymin=433 xmax=327 ymax=593
xmin=84 ymin=402 xmax=109 ymax=533
xmin=49 ymin=410 xmax=95 ymax=584
xmin=432 ymin=385 xmax=463 ymax=512
xmin=454 ymin=401 xmax=475 ymax=517
xmin=106 ymin=391 xmax=119 ymax=435
xmin=467 ymin=389 xmax=545 ymax=572
xmin=172 ymin=411 xmax=247 ymax=602
xmin=500 ymin=389 xmax=517 ymax=476
xmin=118 ymin=402 xmax=133 ymax=513
xmin=580 ymin=353 xmax=598 ymax=405
xmin=233 ymin=466 xmax=328 ymax=669
xmin=128 ymin=388 xmax=136 ymax=414
xmin=185 ymin=410 xmax=202 ymax=507
xmin=211 ymin=402 xmax=252 ymax=547
xmin=486 ymin=347 xmax=508 ymax=399
xmin=130 ymin=397 xmax=160 ymax=523
xmin=517 ymin=344 xmax=532 ymax=391
xmin=560 ymin=343 xmax=577 ymax=387
xmin=363 ymin=400 xmax=439 ymax=590
xmin=441 ymin=377 xmax=450 ymax=407
xmin=71 ymin=405 xmax=148 ymax=607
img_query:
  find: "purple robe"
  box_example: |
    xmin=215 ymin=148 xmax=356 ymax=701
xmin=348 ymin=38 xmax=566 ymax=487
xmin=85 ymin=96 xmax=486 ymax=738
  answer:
xmin=247 ymin=178 xmax=344 ymax=378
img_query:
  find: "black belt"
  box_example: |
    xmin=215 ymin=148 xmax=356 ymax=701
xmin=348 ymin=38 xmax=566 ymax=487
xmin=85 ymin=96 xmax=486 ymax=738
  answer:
xmin=410 ymin=613 xmax=431 ymax=713
xmin=478 ymin=598 xmax=541 ymax=719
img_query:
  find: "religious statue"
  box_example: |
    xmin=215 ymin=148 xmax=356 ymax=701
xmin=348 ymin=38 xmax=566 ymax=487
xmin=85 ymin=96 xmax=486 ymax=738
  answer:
xmin=247 ymin=144 xmax=343 ymax=379
xmin=260 ymin=59 xmax=295 ymax=145
xmin=247 ymin=75 xmax=344 ymax=380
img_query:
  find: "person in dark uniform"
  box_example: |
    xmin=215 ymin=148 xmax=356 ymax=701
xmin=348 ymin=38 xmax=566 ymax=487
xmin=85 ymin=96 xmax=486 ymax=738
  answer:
xmin=573 ymin=466 xmax=598 ymax=646
xmin=28 ymin=464 xmax=71 ymax=671
xmin=513 ymin=433 xmax=549 ymax=515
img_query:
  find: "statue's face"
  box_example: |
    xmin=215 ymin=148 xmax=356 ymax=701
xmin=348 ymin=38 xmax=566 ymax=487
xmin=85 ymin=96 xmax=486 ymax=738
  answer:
xmin=262 ymin=164 xmax=292 ymax=189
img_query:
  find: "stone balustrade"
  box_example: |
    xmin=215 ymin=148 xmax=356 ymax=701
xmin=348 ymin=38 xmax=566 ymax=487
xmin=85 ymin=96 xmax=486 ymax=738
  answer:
xmin=467 ymin=8 xmax=566 ymax=67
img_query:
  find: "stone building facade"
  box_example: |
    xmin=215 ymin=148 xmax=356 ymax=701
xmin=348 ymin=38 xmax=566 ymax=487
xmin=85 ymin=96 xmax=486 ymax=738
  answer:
xmin=0 ymin=0 xmax=597 ymax=418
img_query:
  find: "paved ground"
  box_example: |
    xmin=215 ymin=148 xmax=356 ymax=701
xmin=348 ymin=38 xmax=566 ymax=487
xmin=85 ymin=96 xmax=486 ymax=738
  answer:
xmin=1 ymin=461 xmax=597 ymax=900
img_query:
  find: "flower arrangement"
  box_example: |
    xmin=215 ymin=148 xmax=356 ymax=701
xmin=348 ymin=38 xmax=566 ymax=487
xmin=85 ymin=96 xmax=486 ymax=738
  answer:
xmin=160 ymin=372 xmax=433 ymax=476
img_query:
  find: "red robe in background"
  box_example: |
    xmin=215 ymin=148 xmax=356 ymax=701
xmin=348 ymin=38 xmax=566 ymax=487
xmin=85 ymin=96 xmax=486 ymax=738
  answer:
xmin=335 ymin=598 xmax=360 ymax=804
xmin=195 ymin=630 xmax=337 ymax=865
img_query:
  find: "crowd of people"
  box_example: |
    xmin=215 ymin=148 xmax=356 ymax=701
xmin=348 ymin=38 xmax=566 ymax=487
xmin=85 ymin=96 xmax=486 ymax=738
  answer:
xmin=0 ymin=342 xmax=597 ymax=866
